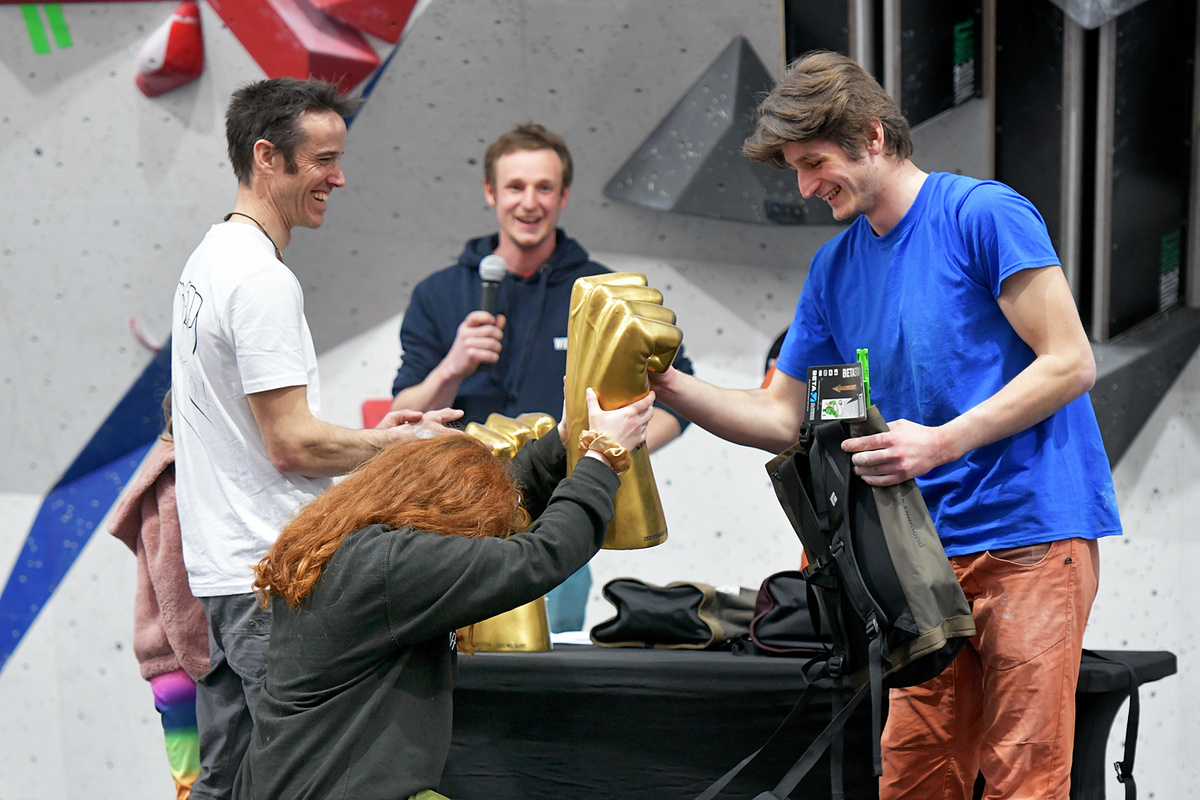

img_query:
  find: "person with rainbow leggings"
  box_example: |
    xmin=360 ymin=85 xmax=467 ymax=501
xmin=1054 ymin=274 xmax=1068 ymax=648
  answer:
xmin=110 ymin=414 xmax=210 ymax=798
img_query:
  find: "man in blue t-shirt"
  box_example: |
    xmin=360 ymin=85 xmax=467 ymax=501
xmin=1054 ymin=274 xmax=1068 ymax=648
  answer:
xmin=391 ymin=123 xmax=692 ymax=631
xmin=651 ymin=52 xmax=1120 ymax=799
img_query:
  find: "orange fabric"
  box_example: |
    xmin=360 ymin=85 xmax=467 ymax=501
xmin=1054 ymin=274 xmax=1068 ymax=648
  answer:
xmin=879 ymin=537 xmax=1100 ymax=800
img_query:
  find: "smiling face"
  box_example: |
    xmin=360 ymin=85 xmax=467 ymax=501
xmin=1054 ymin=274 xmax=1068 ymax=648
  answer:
xmin=781 ymin=135 xmax=883 ymax=223
xmin=272 ymin=110 xmax=347 ymax=232
xmin=483 ymin=148 xmax=570 ymax=265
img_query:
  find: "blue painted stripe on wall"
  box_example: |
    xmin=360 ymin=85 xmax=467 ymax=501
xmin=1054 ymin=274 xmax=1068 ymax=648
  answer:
xmin=0 ymin=444 xmax=152 ymax=671
xmin=0 ymin=343 xmax=172 ymax=673
xmin=60 ymin=342 xmax=172 ymax=486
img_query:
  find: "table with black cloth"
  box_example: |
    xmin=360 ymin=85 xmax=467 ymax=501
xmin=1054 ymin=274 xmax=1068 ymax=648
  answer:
xmin=441 ymin=645 xmax=1175 ymax=800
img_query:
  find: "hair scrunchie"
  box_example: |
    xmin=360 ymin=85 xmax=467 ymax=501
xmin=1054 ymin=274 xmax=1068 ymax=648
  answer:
xmin=578 ymin=430 xmax=631 ymax=475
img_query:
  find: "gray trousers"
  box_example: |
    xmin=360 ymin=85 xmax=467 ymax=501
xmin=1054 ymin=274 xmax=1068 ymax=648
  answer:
xmin=190 ymin=593 xmax=271 ymax=800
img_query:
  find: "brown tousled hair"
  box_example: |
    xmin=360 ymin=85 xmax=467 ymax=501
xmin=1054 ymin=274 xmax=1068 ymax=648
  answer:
xmin=743 ymin=51 xmax=913 ymax=169
xmin=253 ymin=435 xmax=530 ymax=614
xmin=483 ymin=122 xmax=574 ymax=192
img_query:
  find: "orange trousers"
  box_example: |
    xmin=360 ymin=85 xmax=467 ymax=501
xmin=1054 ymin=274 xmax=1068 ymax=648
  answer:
xmin=879 ymin=537 xmax=1100 ymax=800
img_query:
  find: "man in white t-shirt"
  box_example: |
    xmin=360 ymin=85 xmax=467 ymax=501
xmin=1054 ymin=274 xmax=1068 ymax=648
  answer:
xmin=171 ymin=78 xmax=458 ymax=800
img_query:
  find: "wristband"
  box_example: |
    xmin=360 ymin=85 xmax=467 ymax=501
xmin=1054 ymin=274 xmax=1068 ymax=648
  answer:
xmin=578 ymin=430 xmax=631 ymax=475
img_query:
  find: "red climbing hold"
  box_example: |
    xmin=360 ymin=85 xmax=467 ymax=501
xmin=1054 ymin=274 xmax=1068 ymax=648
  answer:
xmin=311 ymin=0 xmax=420 ymax=44
xmin=206 ymin=0 xmax=380 ymax=93
xmin=134 ymin=1 xmax=204 ymax=98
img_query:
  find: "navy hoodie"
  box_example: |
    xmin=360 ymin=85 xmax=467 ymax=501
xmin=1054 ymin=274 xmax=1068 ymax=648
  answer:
xmin=393 ymin=231 xmax=692 ymax=427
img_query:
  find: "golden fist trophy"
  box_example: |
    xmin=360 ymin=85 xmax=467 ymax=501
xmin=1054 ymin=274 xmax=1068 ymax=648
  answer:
xmin=463 ymin=412 xmax=558 ymax=652
xmin=565 ymin=273 xmax=683 ymax=550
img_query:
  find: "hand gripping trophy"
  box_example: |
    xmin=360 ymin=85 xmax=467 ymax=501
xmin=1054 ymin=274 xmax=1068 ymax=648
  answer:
xmin=564 ymin=273 xmax=684 ymax=550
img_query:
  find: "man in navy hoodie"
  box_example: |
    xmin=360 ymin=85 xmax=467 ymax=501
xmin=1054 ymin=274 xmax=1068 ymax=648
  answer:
xmin=391 ymin=123 xmax=692 ymax=629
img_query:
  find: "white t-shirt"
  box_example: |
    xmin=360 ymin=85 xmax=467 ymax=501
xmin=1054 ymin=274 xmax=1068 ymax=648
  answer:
xmin=171 ymin=222 xmax=331 ymax=596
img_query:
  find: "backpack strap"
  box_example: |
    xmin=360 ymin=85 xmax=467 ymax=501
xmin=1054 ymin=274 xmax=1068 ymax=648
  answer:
xmin=809 ymin=421 xmax=890 ymax=776
xmin=1082 ymin=649 xmax=1141 ymax=800
xmin=765 ymin=680 xmax=870 ymax=800
xmin=808 ymin=423 xmax=891 ymax=628
xmin=694 ymin=670 xmax=827 ymax=800
xmin=807 ymin=423 xmax=846 ymax=536
xmin=829 ymin=681 xmax=845 ymax=799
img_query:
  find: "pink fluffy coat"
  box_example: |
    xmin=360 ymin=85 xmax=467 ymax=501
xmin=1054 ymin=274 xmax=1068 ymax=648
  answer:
xmin=108 ymin=439 xmax=210 ymax=681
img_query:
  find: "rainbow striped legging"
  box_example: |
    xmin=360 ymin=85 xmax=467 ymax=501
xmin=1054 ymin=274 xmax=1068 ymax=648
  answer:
xmin=149 ymin=668 xmax=201 ymax=799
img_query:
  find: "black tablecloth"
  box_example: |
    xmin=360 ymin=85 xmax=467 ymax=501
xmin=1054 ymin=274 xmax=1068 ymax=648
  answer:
xmin=442 ymin=646 xmax=1175 ymax=800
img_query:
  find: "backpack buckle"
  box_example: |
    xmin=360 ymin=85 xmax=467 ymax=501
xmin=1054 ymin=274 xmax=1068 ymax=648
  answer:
xmin=1114 ymin=761 xmax=1130 ymax=783
xmin=798 ymin=425 xmax=814 ymax=449
xmin=827 ymin=654 xmax=844 ymax=678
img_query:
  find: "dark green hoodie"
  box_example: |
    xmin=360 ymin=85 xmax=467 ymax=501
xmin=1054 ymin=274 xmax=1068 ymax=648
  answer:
xmin=232 ymin=432 xmax=619 ymax=800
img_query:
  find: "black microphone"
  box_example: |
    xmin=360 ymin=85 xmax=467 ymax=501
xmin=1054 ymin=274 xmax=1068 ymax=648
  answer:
xmin=478 ymin=255 xmax=507 ymax=316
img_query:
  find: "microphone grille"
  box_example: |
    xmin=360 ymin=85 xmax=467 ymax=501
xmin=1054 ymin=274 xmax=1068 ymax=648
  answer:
xmin=479 ymin=255 xmax=508 ymax=282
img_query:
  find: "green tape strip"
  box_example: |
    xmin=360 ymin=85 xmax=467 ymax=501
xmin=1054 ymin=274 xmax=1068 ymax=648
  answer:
xmin=856 ymin=348 xmax=871 ymax=407
xmin=21 ymin=4 xmax=51 ymax=55
xmin=43 ymin=4 xmax=72 ymax=50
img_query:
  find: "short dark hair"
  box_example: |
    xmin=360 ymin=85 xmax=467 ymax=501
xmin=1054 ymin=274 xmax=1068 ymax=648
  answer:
xmin=225 ymin=78 xmax=362 ymax=186
xmin=483 ymin=122 xmax=573 ymax=191
xmin=743 ymin=51 xmax=913 ymax=168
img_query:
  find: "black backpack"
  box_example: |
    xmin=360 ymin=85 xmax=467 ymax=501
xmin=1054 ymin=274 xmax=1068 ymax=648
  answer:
xmin=700 ymin=406 xmax=975 ymax=799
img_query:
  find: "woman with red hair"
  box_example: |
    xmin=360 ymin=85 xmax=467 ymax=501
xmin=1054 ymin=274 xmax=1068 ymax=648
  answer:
xmin=232 ymin=389 xmax=654 ymax=800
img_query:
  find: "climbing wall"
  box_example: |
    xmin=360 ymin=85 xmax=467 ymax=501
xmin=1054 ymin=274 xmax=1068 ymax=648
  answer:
xmin=0 ymin=2 xmax=1196 ymax=798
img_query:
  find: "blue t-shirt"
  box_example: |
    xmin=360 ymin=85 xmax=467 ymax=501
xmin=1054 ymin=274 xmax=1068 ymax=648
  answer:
xmin=776 ymin=172 xmax=1121 ymax=556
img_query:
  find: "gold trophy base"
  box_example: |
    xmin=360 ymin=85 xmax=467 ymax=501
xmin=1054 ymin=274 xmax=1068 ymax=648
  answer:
xmin=471 ymin=596 xmax=553 ymax=652
xmin=603 ymin=526 xmax=667 ymax=550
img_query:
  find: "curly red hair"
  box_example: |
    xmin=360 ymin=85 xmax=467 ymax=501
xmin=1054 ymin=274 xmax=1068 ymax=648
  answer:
xmin=254 ymin=435 xmax=530 ymax=617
